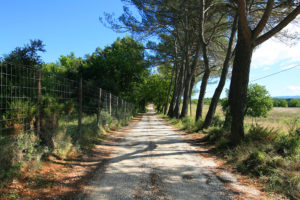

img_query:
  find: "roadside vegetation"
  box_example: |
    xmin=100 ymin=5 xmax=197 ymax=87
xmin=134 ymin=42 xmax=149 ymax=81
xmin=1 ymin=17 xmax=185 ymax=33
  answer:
xmin=1 ymin=0 xmax=300 ymax=199
xmin=162 ymin=110 xmax=300 ymax=199
xmin=104 ymin=1 xmax=300 ymax=198
xmin=0 ymin=38 xmax=145 ymax=196
xmin=159 ymin=86 xmax=300 ymax=199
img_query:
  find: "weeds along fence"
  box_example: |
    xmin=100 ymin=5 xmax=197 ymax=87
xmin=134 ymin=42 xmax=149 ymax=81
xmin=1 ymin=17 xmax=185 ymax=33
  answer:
xmin=0 ymin=62 xmax=135 ymax=153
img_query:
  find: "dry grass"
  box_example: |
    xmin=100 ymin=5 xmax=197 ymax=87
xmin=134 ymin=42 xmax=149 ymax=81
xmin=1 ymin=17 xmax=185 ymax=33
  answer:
xmin=245 ymin=107 xmax=300 ymax=132
xmin=187 ymin=104 xmax=300 ymax=132
xmin=186 ymin=104 xmax=224 ymax=119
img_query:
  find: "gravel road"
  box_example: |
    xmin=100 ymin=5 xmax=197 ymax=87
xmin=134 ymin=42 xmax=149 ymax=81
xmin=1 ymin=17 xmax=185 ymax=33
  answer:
xmin=83 ymin=106 xmax=263 ymax=200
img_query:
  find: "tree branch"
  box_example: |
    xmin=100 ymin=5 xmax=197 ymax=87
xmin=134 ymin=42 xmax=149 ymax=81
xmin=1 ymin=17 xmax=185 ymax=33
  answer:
xmin=237 ymin=0 xmax=252 ymax=44
xmin=207 ymin=13 xmax=225 ymax=44
xmin=255 ymin=5 xmax=300 ymax=46
xmin=252 ymin=0 xmax=274 ymax=39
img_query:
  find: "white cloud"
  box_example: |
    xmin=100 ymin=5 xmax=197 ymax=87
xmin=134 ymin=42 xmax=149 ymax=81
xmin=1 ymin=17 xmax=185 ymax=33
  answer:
xmin=251 ymin=21 xmax=300 ymax=69
xmin=286 ymin=86 xmax=300 ymax=95
xmin=287 ymin=86 xmax=300 ymax=91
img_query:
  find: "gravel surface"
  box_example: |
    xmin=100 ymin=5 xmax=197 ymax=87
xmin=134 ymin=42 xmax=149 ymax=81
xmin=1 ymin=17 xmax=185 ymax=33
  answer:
xmin=82 ymin=106 xmax=261 ymax=200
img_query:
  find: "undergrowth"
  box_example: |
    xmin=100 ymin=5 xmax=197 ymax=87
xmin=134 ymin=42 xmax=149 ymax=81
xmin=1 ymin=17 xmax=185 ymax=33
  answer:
xmin=0 ymin=109 xmax=133 ymax=190
xmin=162 ymin=113 xmax=300 ymax=199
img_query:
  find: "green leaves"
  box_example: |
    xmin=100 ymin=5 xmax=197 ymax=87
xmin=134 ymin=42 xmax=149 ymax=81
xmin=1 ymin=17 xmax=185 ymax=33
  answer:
xmin=246 ymin=84 xmax=273 ymax=118
xmin=3 ymin=39 xmax=46 ymax=66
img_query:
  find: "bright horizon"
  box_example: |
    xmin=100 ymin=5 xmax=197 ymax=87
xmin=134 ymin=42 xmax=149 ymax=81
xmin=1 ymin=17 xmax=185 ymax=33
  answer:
xmin=1 ymin=0 xmax=300 ymax=98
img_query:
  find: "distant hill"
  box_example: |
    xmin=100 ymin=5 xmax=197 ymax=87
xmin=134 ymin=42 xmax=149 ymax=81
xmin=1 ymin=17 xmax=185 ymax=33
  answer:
xmin=272 ymin=96 xmax=300 ymax=99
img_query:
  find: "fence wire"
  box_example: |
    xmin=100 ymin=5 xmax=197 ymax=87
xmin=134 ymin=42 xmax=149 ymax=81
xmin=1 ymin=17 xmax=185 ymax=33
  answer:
xmin=0 ymin=62 xmax=135 ymax=139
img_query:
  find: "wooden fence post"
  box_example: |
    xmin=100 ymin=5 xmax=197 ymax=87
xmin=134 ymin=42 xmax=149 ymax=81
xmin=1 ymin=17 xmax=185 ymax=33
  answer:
xmin=97 ymin=88 xmax=102 ymax=126
xmin=116 ymin=97 xmax=119 ymax=119
xmin=109 ymin=93 xmax=112 ymax=116
xmin=124 ymin=101 xmax=127 ymax=120
xmin=121 ymin=99 xmax=124 ymax=120
xmin=78 ymin=77 xmax=82 ymax=136
xmin=36 ymin=69 xmax=42 ymax=137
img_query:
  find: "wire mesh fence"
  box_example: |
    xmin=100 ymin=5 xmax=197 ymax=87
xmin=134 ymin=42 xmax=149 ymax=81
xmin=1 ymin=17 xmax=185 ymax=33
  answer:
xmin=0 ymin=62 xmax=136 ymax=146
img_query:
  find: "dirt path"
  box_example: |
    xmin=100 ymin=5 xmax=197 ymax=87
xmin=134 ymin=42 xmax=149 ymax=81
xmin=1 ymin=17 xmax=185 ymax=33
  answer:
xmin=81 ymin=106 xmax=268 ymax=200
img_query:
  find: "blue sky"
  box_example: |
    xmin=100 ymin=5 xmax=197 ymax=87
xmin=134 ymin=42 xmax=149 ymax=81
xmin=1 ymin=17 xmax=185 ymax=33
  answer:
xmin=1 ymin=0 xmax=300 ymax=98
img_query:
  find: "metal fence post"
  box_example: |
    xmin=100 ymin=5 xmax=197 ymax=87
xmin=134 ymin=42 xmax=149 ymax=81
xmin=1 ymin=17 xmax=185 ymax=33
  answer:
xmin=36 ymin=69 xmax=42 ymax=137
xmin=97 ymin=88 xmax=102 ymax=126
xmin=78 ymin=77 xmax=82 ymax=136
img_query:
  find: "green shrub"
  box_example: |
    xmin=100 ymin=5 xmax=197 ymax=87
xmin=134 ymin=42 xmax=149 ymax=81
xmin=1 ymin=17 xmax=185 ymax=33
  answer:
xmin=53 ymin=127 xmax=77 ymax=159
xmin=2 ymin=100 xmax=37 ymax=136
xmin=211 ymin=115 xmax=223 ymax=127
xmin=267 ymin=172 xmax=300 ymax=199
xmin=215 ymin=136 xmax=229 ymax=150
xmin=182 ymin=116 xmax=195 ymax=131
xmin=246 ymin=124 xmax=279 ymax=142
xmin=195 ymin=118 xmax=204 ymax=130
xmin=0 ymin=132 xmax=41 ymax=186
xmin=40 ymin=96 xmax=66 ymax=150
xmin=276 ymin=134 xmax=300 ymax=157
xmin=283 ymin=117 xmax=300 ymax=136
xmin=63 ymin=100 xmax=75 ymax=115
xmin=100 ymin=111 xmax=113 ymax=127
xmin=207 ymin=127 xmax=226 ymax=143
xmin=239 ymin=150 xmax=273 ymax=176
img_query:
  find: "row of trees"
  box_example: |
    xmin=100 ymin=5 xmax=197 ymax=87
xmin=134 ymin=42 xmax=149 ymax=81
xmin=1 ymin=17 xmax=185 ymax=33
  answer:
xmin=104 ymin=0 xmax=300 ymax=144
xmin=273 ymin=98 xmax=300 ymax=107
xmin=1 ymin=37 xmax=151 ymax=111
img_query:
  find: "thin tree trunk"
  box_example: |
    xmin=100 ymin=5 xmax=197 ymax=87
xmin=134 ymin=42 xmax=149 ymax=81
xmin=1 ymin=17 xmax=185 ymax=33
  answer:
xmin=174 ymin=62 xmax=185 ymax=118
xmin=164 ymin=39 xmax=179 ymax=115
xmin=189 ymin=76 xmax=195 ymax=117
xmin=195 ymin=0 xmax=211 ymax=122
xmin=164 ymin=64 xmax=175 ymax=114
xmin=195 ymin=68 xmax=210 ymax=121
xmin=178 ymin=8 xmax=191 ymax=118
xmin=169 ymin=60 xmax=185 ymax=118
xmin=195 ymin=8 xmax=211 ymax=122
xmin=203 ymin=14 xmax=238 ymax=129
xmin=180 ymin=42 xmax=201 ymax=118
xmin=180 ymin=72 xmax=191 ymax=118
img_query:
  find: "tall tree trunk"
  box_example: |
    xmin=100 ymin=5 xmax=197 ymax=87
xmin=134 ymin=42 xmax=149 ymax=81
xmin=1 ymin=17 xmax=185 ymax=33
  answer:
xmin=195 ymin=68 xmax=210 ymax=121
xmin=195 ymin=11 xmax=210 ymax=122
xmin=174 ymin=63 xmax=185 ymax=118
xmin=180 ymin=42 xmax=201 ymax=118
xmin=169 ymin=60 xmax=185 ymax=118
xmin=228 ymin=24 xmax=253 ymax=145
xmin=189 ymin=76 xmax=195 ymax=117
xmin=227 ymin=1 xmax=300 ymax=144
xmin=167 ymin=59 xmax=181 ymax=117
xmin=164 ymin=39 xmax=179 ymax=115
xmin=167 ymin=72 xmax=178 ymax=117
xmin=164 ymin=62 xmax=176 ymax=115
xmin=203 ymin=14 xmax=238 ymax=129
xmin=178 ymin=8 xmax=191 ymax=119
xmin=180 ymin=72 xmax=191 ymax=118
xmin=195 ymin=0 xmax=211 ymax=122
xmin=174 ymin=78 xmax=184 ymax=118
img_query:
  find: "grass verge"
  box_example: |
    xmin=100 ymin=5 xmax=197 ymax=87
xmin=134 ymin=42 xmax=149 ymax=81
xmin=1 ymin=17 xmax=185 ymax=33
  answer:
xmin=161 ymin=114 xmax=300 ymax=200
